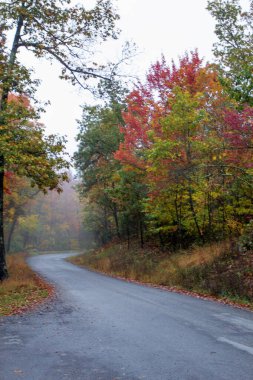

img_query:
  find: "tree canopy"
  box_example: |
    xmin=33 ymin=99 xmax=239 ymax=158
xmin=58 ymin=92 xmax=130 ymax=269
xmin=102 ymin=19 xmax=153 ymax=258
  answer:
xmin=0 ymin=0 xmax=119 ymax=94
xmin=0 ymin=0 xmax=121 ymax=280
xmin=207 ymin=0 xmax=253 ymax=105
xmin=75 ymin=50 xmax=253 ymax=250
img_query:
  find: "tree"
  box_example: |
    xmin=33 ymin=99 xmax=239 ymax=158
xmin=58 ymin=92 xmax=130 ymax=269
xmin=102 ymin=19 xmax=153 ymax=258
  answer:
xmin=0 ymin=95 xmax=69 ymax=279
xmin=207 ymin=0 xmax=253 ymax=105
xmin=0 ymin=0 xmax=120 ymax=279
xmin=75 ymin=49 xmax=253 ymax=251
xmin=4 ymin=174 xmax=39 ymax=253
xmin=0 ymin=0 xmax=119 ymax=101
xmin=115 ymin=52 xmax=253 ymax=246
xmin=4 ymin=174 xmax=82 ymax=252
xmin=74 ymin=104 xmax=123 ymax=243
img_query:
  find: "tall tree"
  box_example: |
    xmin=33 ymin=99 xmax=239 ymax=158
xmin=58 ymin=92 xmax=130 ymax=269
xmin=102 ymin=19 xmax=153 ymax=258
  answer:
xmin=0 ymin=95 xmax=69 ymax=279
xmin=0 ymin=0 xmax=119 ymax=102
xmin=207 ymin=0 xmax=253 ymax=105
xmin=115 ymin=52 xmax=253 ymax=246
xmin=0 ymin=0 xmax=120 ymax=279
xmin=74 ymin=104 xmax=123 ymax=243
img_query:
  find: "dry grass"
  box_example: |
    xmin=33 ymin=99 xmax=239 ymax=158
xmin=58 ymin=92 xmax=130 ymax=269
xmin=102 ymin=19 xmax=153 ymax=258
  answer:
xmin=70 ymin=240 xmax=253 ymax=307
xmin=172 ymin=241 xmax=230 ymax=268
xmin=151 ymin=241 xmax=231 ymax=285
xmin=71 ymin=241 xmax=228 ymax=282
xmin=0 ymin=254 xmax=53 ymax=316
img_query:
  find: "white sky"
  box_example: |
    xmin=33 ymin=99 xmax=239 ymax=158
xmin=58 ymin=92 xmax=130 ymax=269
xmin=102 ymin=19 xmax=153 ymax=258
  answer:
xmin=18 ymin=0 xmax=249 ymax=158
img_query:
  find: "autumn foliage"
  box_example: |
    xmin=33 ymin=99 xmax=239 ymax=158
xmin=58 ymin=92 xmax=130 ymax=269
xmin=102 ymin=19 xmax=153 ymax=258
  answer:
xmin=76 ymin=51 xmax=253 ymax=249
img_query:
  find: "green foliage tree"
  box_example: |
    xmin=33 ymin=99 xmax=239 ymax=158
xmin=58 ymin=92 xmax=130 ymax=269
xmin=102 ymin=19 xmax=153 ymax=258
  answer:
xmin=75 ymin=73 xmax=149 ymax=248
xmin=74 ymin=104 xmax=123 ymax=244
xmin=0 ymin=0 xmax=120 ymax=280
xmin=110 ymin=166 xmax=147 ymax=248
xmin=207 ymin=0 xmax=253 ymax=105
xmin=75 ymin=51 xmax=253 ymax=252
xmin=115 ymin=52 xmax=253 ymax=247
xmin=0 ymin=0 xmax=119 ymax=101
xmin=0 ymin=96 xmax=69 ymax=279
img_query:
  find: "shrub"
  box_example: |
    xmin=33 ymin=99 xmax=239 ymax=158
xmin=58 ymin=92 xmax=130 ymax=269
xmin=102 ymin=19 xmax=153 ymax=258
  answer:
xmin=239 ymin=220 xmax=253 ymax=252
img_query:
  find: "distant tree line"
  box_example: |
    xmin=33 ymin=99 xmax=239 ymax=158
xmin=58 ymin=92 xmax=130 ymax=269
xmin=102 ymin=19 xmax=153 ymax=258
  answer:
xmin=4 ymin=174 xmax=84 ymax=252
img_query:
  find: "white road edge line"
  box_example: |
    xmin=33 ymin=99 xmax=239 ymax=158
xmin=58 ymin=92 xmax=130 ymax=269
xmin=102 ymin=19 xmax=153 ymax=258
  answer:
xmin=218 ymin=337 xmax=253 ymax=356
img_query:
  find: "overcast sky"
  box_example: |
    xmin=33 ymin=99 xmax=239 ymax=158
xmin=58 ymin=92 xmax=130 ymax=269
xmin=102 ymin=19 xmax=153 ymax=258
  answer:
xmin=22 ymin=0 xmax=249 ymax=158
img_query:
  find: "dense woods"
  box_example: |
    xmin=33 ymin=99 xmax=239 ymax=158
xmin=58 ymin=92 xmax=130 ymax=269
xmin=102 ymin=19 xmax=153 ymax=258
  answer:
xmin=4 ymin=174 xmax=82 ymax=252
xmin=75 ymin=0 xmax=253 ymax=253
xmin=1 ymin=0 xmax=253 ymax=290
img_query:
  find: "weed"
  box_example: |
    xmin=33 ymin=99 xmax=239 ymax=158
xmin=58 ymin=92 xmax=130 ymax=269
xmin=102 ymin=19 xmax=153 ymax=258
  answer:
xmin=0 ymin=254 xmax=53 ymax=316
xmin=70 ymin=240 xmax=253 ymax=308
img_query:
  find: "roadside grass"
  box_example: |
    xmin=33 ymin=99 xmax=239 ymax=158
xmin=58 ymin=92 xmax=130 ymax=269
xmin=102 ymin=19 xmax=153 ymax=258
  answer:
xmin=0 ymin=254 xmax=53 ymax=317
xmin=69 ymin=240 xmax=253 ymax=309
xmin=28 ymin=249 xmax=81 ymax=255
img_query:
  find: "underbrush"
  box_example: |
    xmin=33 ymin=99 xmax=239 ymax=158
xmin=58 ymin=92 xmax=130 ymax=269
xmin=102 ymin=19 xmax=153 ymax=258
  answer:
xmin=0 ymin=254 xmax=53 ymax=316
xmin=69 ymin=240 xmax=253 ymax=308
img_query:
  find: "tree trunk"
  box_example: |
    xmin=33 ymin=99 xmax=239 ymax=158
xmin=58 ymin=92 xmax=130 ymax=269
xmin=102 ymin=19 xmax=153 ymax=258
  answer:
xmin=6 ymin=186 xmax=39 ymax=253
xmin=188 ymin=186 xmax=204 ymax=243
xmin=207 ymin=192 xmax=212 ymax=233
xmin=103 ymin=206 xmax=110 ymax=243
xmin=127 ymin=221 xmax=130 ymax=250
xmin=0 ymin=14 xmax=24 ymax=280
xmin=221 ymin=172 xmax=226 ymax=239
xmin=158 ymin=231 xmax=164 ymax=249
xmin=0 ymin=12 xmax=23 ymax=111
xmin=113 ymin=204 xmax=120 ymax=239
xmin=139 ymin=215 xmax=144 ymax=248
xmin=174 ymin=190 xmax=183 ymax=248
xmin=0 ymin=155 xmax=8 ymax=280
xmin=6 ymin=211 xmax=19 ymax=253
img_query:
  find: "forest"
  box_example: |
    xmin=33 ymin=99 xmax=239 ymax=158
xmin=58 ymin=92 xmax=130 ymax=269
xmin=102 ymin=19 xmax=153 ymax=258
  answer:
xmin=0 ymin=0 xmax=253 ymax=301
xmin=74 ymin=1 xmax=253 ymax=253
xmin=4 ymin=174 xmax=82 ymax=253
xmin=1 ymin=4 xmax=253 ymax=379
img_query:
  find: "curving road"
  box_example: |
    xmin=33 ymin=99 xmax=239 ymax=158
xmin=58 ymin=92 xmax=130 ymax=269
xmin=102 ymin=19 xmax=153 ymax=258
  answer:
xmin=0 ymin=253 xmax=253 ymax=380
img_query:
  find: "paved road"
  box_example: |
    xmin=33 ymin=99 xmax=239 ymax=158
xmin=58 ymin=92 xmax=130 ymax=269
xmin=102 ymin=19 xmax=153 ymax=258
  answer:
xmin=0 ymin=253 xmax=253 ymax=380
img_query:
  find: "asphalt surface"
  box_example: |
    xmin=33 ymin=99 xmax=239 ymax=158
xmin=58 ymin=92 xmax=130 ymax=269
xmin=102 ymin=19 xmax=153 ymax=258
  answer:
xmin=0 ymin=253 xmax=253 ymax=380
